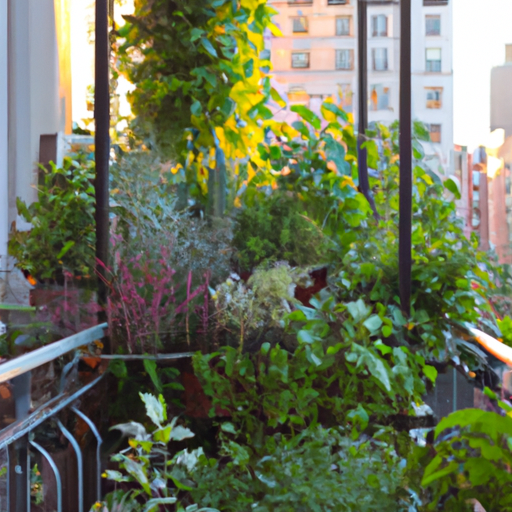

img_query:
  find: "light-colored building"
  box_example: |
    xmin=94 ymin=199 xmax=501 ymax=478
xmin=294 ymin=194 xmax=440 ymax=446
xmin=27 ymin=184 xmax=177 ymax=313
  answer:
xmin=491 ymin=44 xmax=512 ymax=139
xmin=0 ymin=0 xmax=72 ymax=275
xmin=268 ymin=0 xmax=453 ymax=173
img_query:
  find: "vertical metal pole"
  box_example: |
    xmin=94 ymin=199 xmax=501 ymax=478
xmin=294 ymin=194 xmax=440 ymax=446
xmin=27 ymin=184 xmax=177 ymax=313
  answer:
xmin=357 ymin=0 xmax=378 ymax=217
xmin=9 ymin=373 xmax=31 ymax=512
xmin=399 ymin=0 xmax=412 ymax=316
xmin=95 ymin=0 xmax=111 ymax=351
xmin=479 ymin=170 xmax=490 ymax=251
xmin=357 ymin=1 xmax=372 ymax=212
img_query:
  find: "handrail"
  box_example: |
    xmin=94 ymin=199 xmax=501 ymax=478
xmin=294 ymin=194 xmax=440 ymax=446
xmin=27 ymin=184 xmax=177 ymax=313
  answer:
xmin=470 ymin=327 xmax=512 ymax=367
xmin=0 ymin=322 xmax=107 ymax=384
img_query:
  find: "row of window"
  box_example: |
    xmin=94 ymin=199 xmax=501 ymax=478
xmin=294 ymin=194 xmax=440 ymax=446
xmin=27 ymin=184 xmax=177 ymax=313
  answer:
xmin=287 ymin=85 xmax=444 ymax=141
xmin=291 ymin=48 xmax=442 ymax=72
xmin=288 ymin=0 xmax=448 ymax=5
xmin=292 ymin=14 xmax=441 ymax=37
xmin=289 ymin=85 xmax=444 ymax=110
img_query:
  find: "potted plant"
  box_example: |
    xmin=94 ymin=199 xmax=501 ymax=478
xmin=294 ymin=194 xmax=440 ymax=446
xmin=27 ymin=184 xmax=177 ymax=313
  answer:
xmin=8 ymin=156 xmax=96 ymax=307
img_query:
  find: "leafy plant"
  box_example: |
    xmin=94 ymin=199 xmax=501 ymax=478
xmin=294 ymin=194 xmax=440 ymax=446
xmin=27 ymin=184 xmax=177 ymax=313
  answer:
xmin=232 ymin=194 xmax=326 ymax=271
xmin=97 ymin=392 xmax=218 ymax=512
xmin=190 ymin=426 xmax=418 ymax=512
xmin=422 ymin=389 xmax=512 ymax=511
xmin=9 ymin=157 xmax=96 ymax=281
xmin=498 ymin=315 xmax=512 ymax=347
xmin=117 ymin=0 xmax=280 ymax=160
xmin=104 ymin=238 xmax=210 ymax=353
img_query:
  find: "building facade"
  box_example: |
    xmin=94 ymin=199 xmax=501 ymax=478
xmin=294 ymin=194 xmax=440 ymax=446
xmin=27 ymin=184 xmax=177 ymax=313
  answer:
xmin=491 ymin=44 xmax=512 ymax=139
xmin=268 ymin=0 xmax=453 ymax=173
xmin=0 ymin=0 xmax=72 ymax=275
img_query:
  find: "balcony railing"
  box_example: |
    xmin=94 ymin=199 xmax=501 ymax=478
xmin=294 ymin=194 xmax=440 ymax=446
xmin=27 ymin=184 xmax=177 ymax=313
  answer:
xmin=0 ymin=324 xmax=107 ymax=511
xmin=423 ymin=0 xmax=449 ymax=6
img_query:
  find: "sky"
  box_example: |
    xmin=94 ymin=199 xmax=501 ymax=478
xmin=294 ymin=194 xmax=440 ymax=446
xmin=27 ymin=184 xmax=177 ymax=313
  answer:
xmin=453 ymin=0 xmax=512 ymax=151
xmin=71 ymin=0 xmax=512 ymax=152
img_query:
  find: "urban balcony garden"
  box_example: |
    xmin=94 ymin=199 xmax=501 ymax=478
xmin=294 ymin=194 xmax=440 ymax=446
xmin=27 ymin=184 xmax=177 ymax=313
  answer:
xmin=1 ymin=0 xmax=512 ymax=511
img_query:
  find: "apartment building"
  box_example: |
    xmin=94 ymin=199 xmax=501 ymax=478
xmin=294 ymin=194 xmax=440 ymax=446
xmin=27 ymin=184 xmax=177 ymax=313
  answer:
xmin=0 ymin=0 xmax=72 ymax=275
xmin=268 ymin=0 xmax=453 ymax=173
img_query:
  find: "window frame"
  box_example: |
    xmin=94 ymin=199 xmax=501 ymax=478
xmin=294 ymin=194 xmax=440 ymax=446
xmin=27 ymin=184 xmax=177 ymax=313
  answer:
xmin=370 ymin=84 xmax=390 ymax=111
xmin=425 ymin=15 xmax=441 ymax=36
xmin=425 ymin=48 xmax=442 ymax=73
xmin=426 ymin=87 xmax=443 ymax=109
xmin=371 ymin=15 xmax=388 ymax=37
xmin=335 ymin=49 xmax=354 ymax=70
xmin=291 ymin=52 xmax=310 ymax=69
xmin=292 ymin=16 xmax=308 ymax=34
xmin=372 ymin=47 xmax=389 ymax=71
xmin=428 ymin=123 xmax=442 ymax=143
xmin=336 ymin=16 xmax=351 ymax=36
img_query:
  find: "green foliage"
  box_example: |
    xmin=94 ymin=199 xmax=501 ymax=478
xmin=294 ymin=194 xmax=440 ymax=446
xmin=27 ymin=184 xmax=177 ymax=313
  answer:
xmin=9 ymin=158 xmax=96 ymax=280
xmin=422 ymin=389 xmax=512 ymax=510
xmin=117 ymin=0 xmax=279 ymax=159
xmin=232 ymin=194 xmax=326 ymax=270
xmin=97 ymin=393 xmax=217 ymax=512
xmin=211 ymin=265 xmax=311 ymax=350
xmin=498 ymin=315 xmax=512 ymax=347
xmin=190 ymin=426 xmax=416 ymax=512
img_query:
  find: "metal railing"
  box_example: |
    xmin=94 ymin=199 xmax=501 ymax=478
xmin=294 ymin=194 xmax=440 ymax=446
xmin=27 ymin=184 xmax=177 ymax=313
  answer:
xmin=0 ymin=323 xmax=108 ymax=512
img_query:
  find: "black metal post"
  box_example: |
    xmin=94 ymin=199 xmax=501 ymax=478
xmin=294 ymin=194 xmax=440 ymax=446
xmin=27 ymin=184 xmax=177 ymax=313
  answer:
xmin=357 ymin=0 xmax=378 ymax=218
xmin=399 ymin=0 xmax=412 ymax=315
xmin=95 ymin=0 xmax=111 ymax=349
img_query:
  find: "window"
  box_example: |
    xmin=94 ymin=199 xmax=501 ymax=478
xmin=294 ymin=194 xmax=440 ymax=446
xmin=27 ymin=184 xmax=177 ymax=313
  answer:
xmin=423 ymin=0 xmax=448 ymax=5
xmin=288 ymin=87 xmax=310 ymax=105
xmin=370 ymin=84 xmax=390 ymax=111
xmin=426 ymin=87 xmax=443 ymax=108
xmin=336 ymin=16 xmax=351 ymax=36
xmin=292 ymin=17 xmax=308 ymax=33
xmin=426 ymin=48 xmax=441 ymax=72
xmin=372 ymin=48 xmax=388 ymax=71
xmin=288 ymin=0 xmax=313 ymax=4
xmin=336 ymin=49 xmax=354 ymax=70
xmin=292 ymin=52 xmax=310 ymax=68
xmin=371 ymin=15 xmax=388 ymax=37
xmin=426 ymin=15 xmax=441 ymax=36
xmin=328 ymin=0 xmax=348 ymax=4
xmin=337 ymin=84 xmax=353 ymax=112
xmin=428 ymin=123 xmax=442 ymax=143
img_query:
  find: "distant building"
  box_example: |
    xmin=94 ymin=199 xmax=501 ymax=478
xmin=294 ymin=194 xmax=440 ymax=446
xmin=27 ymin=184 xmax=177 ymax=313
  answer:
xmin=268 ymin=0 xmax=453 ymax=173
xmin=491 ymin=44 xmax=512 ymax=139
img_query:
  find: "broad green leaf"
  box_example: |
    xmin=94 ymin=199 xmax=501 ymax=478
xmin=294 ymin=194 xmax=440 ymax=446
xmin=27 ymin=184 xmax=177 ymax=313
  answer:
xmin=140 ymin=393 xmax=166 ymax=427
xmin=291 ymin=105 xmax=321 ymax=130
xmin=351 ymin=344 xmax=391 ymax=392
xmin=297 ymin=329 xmax=316 ymax=344
xmin=123 ymin=457 xmax=151 ymax=496
xmin=270 ymin=87 xmax=286 ymax=108
xmin=169 ymin=425 xmax=195 ymax=441
xmin=143 ymin=498 xmax=177 ymax=512
xmin=143 ymin=360 xmax=163 ymax=393
xmin=200 ymin=38 xmax=218 ymax=57
xmin=444 ymin=177 xmax=461 ymax=199
xmin=220 ymin=422 xmax=237 ymax=434
xmin=321 ymin=101 xmax=348 ymax=122
xmin=423 ymin=365 xmax=438 ymax=383
xmin=363 ymin=315 xmax=382 ymax=334
xmin=421 ymin=460 xmax=458 ymax=486
xmin=57 ymin=240 xmax=75 ymax=259
xmin=346 ymin=299 xmax=370 ymax=323
xmin=103 ymin=469 xmax=131 ymax=482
